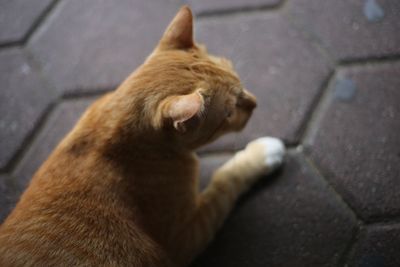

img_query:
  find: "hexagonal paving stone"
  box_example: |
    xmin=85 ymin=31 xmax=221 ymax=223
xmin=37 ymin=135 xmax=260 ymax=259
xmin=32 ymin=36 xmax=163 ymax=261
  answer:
xmin=28 ymin=0 xmax=181 ymax=94
xmin=192 ymin=152 xmax=357 ymax=267
xmin=307 ymin=62 xmax=400 ymax=221
xmin=186 ymin=0 xmax=281 ymax=15
xmin=287 ymin=0 xmax=400 ymax=60
xmin=0 ymin=173 xmax=23 ymax=223
xmin=196 ymin=13 xmax=332 ymax=150
xmin=13 ymin=98 xmax=95 ymax=187
xmin=0 ymin=0 xmax=54 ymax=44
xmin=0 ymin=48 xmax=58 ymax=170
xmin=349 ymin=224 xmax=400 ymax=267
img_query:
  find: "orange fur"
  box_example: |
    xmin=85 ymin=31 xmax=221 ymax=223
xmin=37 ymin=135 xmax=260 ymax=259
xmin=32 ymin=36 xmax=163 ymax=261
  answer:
xmin=0 ymin=6 xmax=269 ymax=267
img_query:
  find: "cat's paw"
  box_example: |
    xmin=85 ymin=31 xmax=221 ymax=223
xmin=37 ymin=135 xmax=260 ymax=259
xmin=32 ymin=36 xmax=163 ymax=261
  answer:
xmin=245 ymin=137 xmax=286 ymax=175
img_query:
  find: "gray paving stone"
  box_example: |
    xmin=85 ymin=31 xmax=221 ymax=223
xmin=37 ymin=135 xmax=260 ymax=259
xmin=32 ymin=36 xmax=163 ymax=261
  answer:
xmin=287 ymin=0 xmax=400 ymax=60
xmin=0 ymin=0 xmax=53 ymax=44
xmin=0 ymin=174 xmax=23 ymax=223
xmin=186 ymin=0 xmax=281 ymax=15
xmin=13 ymin=98 xmax=95 ymax=187
xmin=192 ymin=153 xmax=357 ymax=267
xmin=196 ymin=13 xmax=332 ymax=150
xmin=307 ymin=62 xmax=400 ymax=221
xmin=0 ymin=48 xmax=57 ymax=170
xmin=349 ymin=224 xmax=400 ymax=267
xmin=28 ymin=0 xmax=180 ymax=94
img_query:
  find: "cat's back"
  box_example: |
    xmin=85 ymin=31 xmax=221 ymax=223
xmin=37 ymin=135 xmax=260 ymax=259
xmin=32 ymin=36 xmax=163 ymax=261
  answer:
xmin=0 ymin=205 xmax=172 ymax=266
xmin=0 ymin=175 xmax=172 ymax=267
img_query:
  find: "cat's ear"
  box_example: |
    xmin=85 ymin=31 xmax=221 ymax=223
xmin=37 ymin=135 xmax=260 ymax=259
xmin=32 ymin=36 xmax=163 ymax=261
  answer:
xmin=161 ymin=90 xmax=204 ymax=133
xmin=158 ymin=6 xmax=194 ymax=50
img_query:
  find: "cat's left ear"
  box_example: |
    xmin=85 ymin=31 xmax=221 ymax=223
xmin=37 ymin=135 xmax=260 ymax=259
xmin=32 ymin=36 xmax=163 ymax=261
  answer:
xmin=158 ymin=6 xmax=194 ymax=50
xmin=160 ymin=90 xmax=204 ymax=133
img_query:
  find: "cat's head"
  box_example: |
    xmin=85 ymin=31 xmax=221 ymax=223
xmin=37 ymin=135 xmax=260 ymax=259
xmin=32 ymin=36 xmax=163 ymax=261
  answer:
xmin=117 ymin=6 xmax=256 ymax=149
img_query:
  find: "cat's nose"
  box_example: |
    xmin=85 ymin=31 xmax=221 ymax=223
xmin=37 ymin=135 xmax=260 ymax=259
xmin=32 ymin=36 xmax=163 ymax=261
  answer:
xmin=242 ymin=90 xmax=257 ymax=111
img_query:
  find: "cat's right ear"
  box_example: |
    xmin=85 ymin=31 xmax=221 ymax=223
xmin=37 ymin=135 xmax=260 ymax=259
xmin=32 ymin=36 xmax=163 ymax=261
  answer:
xmin=157 ymin=90 xmax=204 ymax=133
xmin=157 ymin=6 xmax=194 ymax=50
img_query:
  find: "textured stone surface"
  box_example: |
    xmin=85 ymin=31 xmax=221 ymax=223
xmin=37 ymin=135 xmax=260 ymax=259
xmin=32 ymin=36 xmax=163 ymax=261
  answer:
xmin=196 ymin=13 xmax=332 ymax=149
xmin=0 ymin=0 xmax=53 ymax=44
xmin=186 ymin=0 xmax=281 ymax=15
xmin=0 ymin=48 xmax=57 ymax=170
xmin=307 ymin=62 xmax=400 ymax=221
xmin=28 ymin=0 xmax=180 ymax=94
xmin=287 ymin=0 xmax=400 ymax=60
xmin=13 ymin=98 xmax=95 ymax=187
xmin=350 ymin=224 xmax=400 ymax=267
xmin=0 ymin=174 xmax=23 ymax=223
xmin=192 ymin=153 xmax=357 ymax=267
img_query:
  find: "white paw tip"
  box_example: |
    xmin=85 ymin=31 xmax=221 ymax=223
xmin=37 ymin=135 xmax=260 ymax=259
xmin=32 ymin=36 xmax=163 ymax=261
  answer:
xmin=254 ymin=137 xmax=286 ymax=170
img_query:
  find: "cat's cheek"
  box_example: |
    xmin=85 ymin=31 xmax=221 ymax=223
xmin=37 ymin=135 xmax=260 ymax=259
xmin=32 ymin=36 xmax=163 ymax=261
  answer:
xmin=232 ymin=110 xmax=252 ymax=131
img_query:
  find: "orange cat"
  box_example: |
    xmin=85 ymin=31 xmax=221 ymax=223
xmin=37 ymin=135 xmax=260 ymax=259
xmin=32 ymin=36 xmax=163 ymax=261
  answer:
xmin=0 ymin=6 xmax=285 ymax=267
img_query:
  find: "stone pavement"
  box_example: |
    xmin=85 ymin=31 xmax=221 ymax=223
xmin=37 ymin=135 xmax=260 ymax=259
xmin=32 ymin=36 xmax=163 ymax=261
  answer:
xmin=0 ymin=0 xmax=399 ymax=266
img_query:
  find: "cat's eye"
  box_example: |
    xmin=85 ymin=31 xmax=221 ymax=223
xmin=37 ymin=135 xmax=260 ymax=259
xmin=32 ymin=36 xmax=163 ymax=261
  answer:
xmin=224 ymin=107 xmax=233 ymax=119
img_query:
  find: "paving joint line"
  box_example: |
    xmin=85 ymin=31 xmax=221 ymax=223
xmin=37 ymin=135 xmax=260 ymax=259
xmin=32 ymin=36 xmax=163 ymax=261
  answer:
xmin=344 ymin=220 xmax=400 ymax=264
xmin=301 ymin=151 xmax=365 ymax=267
xmin=4 ymin=85 xmax=118 ymax=174
xmin=22 ymin=0 xmax=62 ymax=46
xmin=363 ymin=214 xmax=400 ymax=225
xmin=302 ymin=153 xmax=362 ymax=223
xmin=2 ymin=89 xmax=108 ymax=175
xmin=338 ymin=54 xmax=400 ymax=67
xmin=282 ymin=5 xmax=337 ymax=66
xmin=297 ymin=58 xmax=400 ymax=225
xmin=366 ymin=220 xmax=400 ymax=228
xmin=0 ymin=42 xmax=23 ymax=50
xmin=338 ymin=225 xmax=362 ymax=267
xmin=282 ymin=7 xmax=400 ymax=70
xmin=1 ymin=46 xmax=61 ymax=174
xmin=62 ymin=88 xmax=114 ymax=100
xmin=296 ymin=69 xmax=336 ymax=144
xmin=1 ymin=100 xmax=59 ymax=174
xmin=0 ymin=0 xmax=62 ymax=50
xmin=196 ymin=1 xmax=286 ymax=19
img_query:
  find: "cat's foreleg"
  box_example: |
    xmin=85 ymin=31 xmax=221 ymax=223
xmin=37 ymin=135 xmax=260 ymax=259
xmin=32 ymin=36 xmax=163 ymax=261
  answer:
xmin=171 ymin=137 xmax=285 ymax=266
